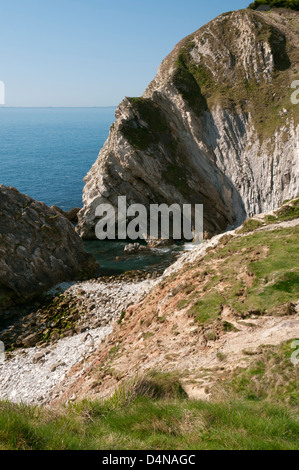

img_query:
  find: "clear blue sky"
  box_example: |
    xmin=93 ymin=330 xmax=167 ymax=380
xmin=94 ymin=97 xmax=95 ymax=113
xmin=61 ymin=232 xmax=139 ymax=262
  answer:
xmin=0 ymin=0 xmax=249 ymax=107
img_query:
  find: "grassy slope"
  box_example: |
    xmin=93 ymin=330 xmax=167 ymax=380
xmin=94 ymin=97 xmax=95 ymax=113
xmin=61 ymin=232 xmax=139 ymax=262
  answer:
xmin=0 ymin=358 xmax=298 ymax=450
xmin=1 ymin=204 xmax=299 ymax=450
xmin=167 ymin=201 xmax=299 ymax=332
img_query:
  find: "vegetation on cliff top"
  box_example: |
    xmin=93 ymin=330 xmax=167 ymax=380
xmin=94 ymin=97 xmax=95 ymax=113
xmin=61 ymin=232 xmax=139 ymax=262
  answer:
xmin=173 ymin=42 xmax=210 ymax=118
xmin=172 ymin=9 xmax=298 ymax=139
xmin=248 ymin=0 xmax=299 ymax=11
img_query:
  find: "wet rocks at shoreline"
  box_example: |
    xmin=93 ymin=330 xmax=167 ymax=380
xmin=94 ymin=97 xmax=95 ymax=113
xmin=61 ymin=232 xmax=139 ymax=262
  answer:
xmin=123 ymin=243 xmax=151 ymax=254
xmin=124 ymin=239 xmax=175 ymax=255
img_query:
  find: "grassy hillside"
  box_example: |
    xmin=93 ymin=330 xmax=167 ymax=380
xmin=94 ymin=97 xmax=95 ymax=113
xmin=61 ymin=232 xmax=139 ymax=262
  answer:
xmin=0 ymin=351 xmax=298 ymax=450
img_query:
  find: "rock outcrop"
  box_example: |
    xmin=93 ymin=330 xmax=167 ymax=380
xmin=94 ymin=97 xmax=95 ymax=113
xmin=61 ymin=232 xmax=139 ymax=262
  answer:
xmin=51 ymin=206 xmax=81 ymax=224
xmin=77 ymin=8 xmax=299 ymax=240
xmin=0 ymin=186 xmax=97 ymax=309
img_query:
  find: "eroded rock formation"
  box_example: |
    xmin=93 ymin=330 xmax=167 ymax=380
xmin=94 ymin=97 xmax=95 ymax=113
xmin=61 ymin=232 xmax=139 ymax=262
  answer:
xmin=77 ymin=8 xmax=299 ymax=240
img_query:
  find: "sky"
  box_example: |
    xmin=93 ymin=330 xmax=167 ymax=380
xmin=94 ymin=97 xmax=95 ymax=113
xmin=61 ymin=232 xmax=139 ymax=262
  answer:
xmin=0 ymin=0 xmax=249 ymax=107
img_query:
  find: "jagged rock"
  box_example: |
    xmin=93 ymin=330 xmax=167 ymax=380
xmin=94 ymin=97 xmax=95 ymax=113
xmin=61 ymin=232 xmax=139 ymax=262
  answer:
xmin=51 ymin=206 xmax=80 ymax=224
xmin=124 ymin=243 xmax=141 ymax=254
xmin=147 ymin=239 xmax=174 ymax=248
xmin=77 ymin=8 xmax=299 ymax=240
xmin=0 ymin=186 xmax=98 ymax=309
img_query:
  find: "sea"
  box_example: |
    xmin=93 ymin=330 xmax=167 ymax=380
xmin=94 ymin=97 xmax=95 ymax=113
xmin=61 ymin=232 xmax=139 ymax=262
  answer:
xmin=0 ymin=107 xmax=184 ymax=274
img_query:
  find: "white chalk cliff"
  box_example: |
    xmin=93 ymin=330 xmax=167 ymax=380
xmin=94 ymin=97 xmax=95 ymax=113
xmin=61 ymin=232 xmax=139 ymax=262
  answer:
xmin=77 ymin=8 xmax=299 ymax=239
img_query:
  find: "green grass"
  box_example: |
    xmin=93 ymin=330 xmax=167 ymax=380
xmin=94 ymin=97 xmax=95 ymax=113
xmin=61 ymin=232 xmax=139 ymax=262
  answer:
xmin=188 ymin=292 xmax=225 ymax=324
xmin=211 ymin=341 xmax=299 ymax=406
xmin=237 ymin=219 xmax=264 ymax=233
xmin=1 ymin=390 xmax=298 ymax=449
xmin=1 ymin=349 xmax=298 ymax=450
xmin=187 ymin=226 xmax=299 ymax=323
xmin=248 ymin=0 xmax=299 ymax=11
xmin=117 ymin=311 xmax=126 ymax=325
xmin=269 ymin=199 xmax=299 ymax=223
xmin=177 ymin=299 xmax=190 ymax=310
xmin=0 ymin=396 xmax=297 ymax=450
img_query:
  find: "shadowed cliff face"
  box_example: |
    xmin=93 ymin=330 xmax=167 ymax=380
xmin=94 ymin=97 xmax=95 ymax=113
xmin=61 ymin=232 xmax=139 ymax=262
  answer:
xmin=77 ymin=8 xmax=299 ymax=240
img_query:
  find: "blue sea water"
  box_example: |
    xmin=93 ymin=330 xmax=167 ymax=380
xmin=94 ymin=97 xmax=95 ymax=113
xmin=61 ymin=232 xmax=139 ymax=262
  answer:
xmin=0 ymin=107 xmax=115 ymax=210
xmin=0 ymin=107 xmax=183 ymax=274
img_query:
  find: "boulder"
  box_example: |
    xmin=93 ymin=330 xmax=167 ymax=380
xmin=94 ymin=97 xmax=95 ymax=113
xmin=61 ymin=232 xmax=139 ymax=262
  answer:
xmin=22 ymin=333 xmax=41 ymax=348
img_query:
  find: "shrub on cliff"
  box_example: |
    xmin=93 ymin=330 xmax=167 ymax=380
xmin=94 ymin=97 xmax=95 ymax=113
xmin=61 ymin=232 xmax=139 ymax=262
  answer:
xmin=248 ymin=0 xmax=299 ymax=10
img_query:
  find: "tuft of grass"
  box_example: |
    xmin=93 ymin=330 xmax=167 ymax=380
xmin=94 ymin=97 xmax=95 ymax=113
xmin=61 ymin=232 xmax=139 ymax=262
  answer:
xmin=177 ymin=299 xmax=190 ymax=310
xmin=131 ymin=371 xmax=188 ymax=401
xmin=188 ymin=292 xmax=224 ymax=325
xmin=216 ymin=352 xmax=227 ymax=362
xmin=222 ymin=321 xmax=239 ymax=333
xmin=237 ymin=218 xmax=264 ymax=234
xmin=142 ymin=332 xmax=154 ymax=341
xmin=117 ymin=311 xmax=126 ymax=325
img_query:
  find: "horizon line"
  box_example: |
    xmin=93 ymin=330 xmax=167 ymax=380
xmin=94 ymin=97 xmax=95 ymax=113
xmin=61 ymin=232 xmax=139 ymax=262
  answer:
xmin=0 ymin=105 xmax=117 ymax=109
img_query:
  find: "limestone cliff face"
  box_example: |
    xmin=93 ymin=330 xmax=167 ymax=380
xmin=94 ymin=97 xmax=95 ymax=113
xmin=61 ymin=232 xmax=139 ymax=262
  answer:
xmin=0 ymin=186 xmax=97 ymax=309
xmin=77 ymin=8 xmax=299 ymax=239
